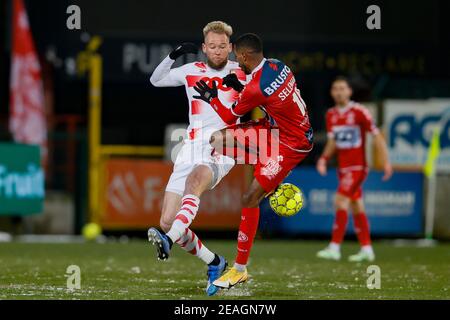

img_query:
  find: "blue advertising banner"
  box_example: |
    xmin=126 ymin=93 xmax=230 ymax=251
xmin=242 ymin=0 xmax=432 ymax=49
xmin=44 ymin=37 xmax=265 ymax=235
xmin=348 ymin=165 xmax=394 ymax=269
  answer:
xmin=260 ymin=167 xmax=423 ymax=236
xmin=384 ymin=100 xmax=450 ymax=172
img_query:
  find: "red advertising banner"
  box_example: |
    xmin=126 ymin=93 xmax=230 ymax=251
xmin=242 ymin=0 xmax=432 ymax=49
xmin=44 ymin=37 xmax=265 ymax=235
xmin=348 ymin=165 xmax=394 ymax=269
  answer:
xmin=101 ymin=159 xmax=248 ymax=230
xmin=9 ymin=0 xmax=47 ymax=165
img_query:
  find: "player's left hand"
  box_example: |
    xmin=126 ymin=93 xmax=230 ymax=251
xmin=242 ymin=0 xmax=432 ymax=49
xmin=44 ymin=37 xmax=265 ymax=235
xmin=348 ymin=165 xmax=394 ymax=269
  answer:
xmin=169 ymin=42 xmax=198 ymax=60
xmin=193 ymin=80 xmax=218 ymax=104
xmin=382 ymin=162 xmax=393 ymax=181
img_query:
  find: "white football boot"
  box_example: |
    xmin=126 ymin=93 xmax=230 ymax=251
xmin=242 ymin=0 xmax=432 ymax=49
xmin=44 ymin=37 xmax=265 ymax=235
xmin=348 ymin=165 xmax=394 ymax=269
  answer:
xmin=316 ymin=247 xmax=341 ymax=261
xmin=348 ymin=249 xmax=375 ymax=262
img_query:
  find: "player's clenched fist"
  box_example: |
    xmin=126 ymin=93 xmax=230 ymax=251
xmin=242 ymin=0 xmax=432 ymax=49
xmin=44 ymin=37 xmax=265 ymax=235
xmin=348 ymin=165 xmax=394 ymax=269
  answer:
xmin=382 ymin=162 xmax=393 ymax=181
xmin=222 ymin=73 xmax=244 ymax=92
xmin=169 ymin=42 xmax=198 ymax=60
xmin=316 ymin=157 xmax=328 ymax=176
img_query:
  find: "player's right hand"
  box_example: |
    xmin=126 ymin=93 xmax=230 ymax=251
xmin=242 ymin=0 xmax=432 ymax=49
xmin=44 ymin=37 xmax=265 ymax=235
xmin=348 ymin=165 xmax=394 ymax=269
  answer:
xmin=382 ymin=162 xmax=393 ymax=181
xmin=222 ymin=74 xmax=244 ymax=92
xmin=169 ymin=42 xmax=198 ymax=60
xmin=193 ymin=80 xmax=218 ymax=104
xmin=316 ymin=157 xmax=327 ymax=176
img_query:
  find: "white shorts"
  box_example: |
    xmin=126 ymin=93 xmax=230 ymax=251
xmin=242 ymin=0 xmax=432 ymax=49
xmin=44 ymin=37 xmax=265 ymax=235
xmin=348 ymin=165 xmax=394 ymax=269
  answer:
xmin=165 ymin=138 xmax=235 ymax=196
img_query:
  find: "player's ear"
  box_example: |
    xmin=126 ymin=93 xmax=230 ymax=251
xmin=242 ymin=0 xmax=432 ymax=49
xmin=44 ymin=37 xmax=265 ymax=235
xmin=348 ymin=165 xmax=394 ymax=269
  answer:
xmin=242 ymin=52 xmax=248 ymax=63
xmin=227 ymin=42 xmax=232 ymax=54
xmin=202 ymin=43 xmax=207 ymax=54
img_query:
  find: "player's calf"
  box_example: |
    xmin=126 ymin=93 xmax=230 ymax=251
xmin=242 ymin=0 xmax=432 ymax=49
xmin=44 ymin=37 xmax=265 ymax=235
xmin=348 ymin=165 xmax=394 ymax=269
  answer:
xmin=165 ymin=194 xmax=201 ymax=243
xmin=176 ymin=228 xmax=215 ymax=264
xmin=159 ymin=217 xmax=172 ymax=233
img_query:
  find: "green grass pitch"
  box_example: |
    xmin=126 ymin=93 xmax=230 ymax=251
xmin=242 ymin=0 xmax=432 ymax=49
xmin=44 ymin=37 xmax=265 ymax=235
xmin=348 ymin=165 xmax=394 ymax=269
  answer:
xmin=0 ymin=240 xmax=449 ymax=299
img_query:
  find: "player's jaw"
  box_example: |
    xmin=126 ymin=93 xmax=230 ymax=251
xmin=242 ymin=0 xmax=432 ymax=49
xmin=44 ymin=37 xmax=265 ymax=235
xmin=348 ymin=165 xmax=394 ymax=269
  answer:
xmin=234 ymin=51 xmax=252 ymax=75
xmin=206 ymin=56 xmax=228 ymax=70
xmin=237 ymin=61 xmax=252 ymax=75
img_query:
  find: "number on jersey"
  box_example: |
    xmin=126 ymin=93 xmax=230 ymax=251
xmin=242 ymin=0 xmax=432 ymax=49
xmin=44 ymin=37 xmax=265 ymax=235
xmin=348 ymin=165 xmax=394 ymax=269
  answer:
xmin=292 ymin=88 xmax=306 ymax=116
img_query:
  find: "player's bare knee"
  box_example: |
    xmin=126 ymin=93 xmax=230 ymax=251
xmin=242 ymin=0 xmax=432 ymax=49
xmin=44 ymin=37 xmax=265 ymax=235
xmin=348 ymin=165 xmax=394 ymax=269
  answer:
xmin=185 ymin=167 xmax=211 ymax=194
xmin=241 ymin=192 xmax=259 ymax=208
xmin=241 ymin=194 xmax=252 ymax=207
xmin=336 ymin=202 xmax=347 ymax=211
xmin=185 ymin=176 xmax=202 ymax=194
xmin=335 ymin=196 xmax=349 ymax=211
xmin=351 ymin=201 xmax=364 ymax=214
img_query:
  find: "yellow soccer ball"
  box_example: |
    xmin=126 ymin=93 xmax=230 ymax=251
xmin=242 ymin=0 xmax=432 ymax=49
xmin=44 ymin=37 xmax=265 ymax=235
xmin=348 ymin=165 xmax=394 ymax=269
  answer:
xmin=269 ymin=183 xmax=304 ymax=217
xmin=82 ymin=223 xmax=102 ymax=241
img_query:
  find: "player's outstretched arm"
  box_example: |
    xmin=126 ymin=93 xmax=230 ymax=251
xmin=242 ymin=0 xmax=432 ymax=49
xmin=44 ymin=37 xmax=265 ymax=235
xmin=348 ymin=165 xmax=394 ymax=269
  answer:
xmin=193 ymin=79 xmax=258 ymax=125
xmin=149 ymin=43 xmax=198 ymax=87
xmin=222 ymin=73 xmax=244 ymax=92
xmin=373 ymin=133 xmax=393 ymax=181
xmin=359 ymin=106 xmax=393 ymax=181
xmin=317 ymin=138 xmax=336 ymax=176
xmin=193 ymin=80 xmax=238 ymax=124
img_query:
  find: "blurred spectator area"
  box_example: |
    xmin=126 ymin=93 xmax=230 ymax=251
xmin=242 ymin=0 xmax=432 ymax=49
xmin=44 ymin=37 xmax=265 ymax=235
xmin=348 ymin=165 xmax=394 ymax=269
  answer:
xmin=47 ymin=114 xmax=86 ymax=193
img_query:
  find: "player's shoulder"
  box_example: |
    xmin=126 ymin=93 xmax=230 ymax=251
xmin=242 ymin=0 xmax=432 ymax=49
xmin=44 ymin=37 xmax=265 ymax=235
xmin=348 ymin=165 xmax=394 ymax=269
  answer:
xmin=326 ymin=106 xmax=338 ymax=116
xmin=261 ymin=58 xmax=289 ymax=75
xmin=226 ymin=61 xmax=247 ymax=80
xmin=350 ymin=102 xmax=372 ymax=117
xmin=350 ymin=101 xmax=368 ymax=111
xmin=181 ymin=61 xmax=208 ymax=72
xmin=226 ymin=60 xmax=240 ymax=69
xmin=265 ymin=58 xmax=285 ymax=66
xmin=255 ymin=58 xmax=292 ymax=95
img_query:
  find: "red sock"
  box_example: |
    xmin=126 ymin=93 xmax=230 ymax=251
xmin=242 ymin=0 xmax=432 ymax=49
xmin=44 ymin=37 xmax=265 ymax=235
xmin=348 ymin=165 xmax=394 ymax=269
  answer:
xmin=353 ymin=212 xmax=371 ymax=246
xmin=331 ymin=209 xmax=348 ymax=244
xmin=235 ymin=207 xmax=260 ymax=265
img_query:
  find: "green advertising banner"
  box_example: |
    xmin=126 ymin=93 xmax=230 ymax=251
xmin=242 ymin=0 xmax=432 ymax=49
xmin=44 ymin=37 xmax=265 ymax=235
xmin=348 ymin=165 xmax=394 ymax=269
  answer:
xmin=0 ymin=143 xmax=44 ymax=215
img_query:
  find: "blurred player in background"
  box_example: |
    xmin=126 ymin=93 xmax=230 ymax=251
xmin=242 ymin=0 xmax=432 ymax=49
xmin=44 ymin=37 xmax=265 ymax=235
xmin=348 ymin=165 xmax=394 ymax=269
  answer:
xmin=316 ymin=77 xmax=393 ymax=262
xmin=147 ymin=21 xmax=245 ymax=296
xmin=193 ymin=33 xmax=313 ymax=289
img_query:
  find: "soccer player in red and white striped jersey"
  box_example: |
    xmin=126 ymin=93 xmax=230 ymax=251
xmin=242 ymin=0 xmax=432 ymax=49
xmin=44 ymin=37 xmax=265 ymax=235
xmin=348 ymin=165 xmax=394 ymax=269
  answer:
xmin=147 ymin=21 xmax=245 ymax=296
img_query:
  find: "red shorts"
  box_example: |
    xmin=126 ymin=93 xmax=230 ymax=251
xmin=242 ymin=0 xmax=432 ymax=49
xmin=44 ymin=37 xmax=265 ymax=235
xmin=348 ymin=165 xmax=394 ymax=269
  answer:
xmin=337 ymin=168 xmax=368 ymax=200
xmin=221 ymin=119 xmax=310 ymax=193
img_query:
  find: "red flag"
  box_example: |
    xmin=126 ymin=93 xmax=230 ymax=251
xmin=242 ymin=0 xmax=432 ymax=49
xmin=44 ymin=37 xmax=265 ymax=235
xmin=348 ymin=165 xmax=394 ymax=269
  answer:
xmin=9 ymin=0 xmax=47 ymax=165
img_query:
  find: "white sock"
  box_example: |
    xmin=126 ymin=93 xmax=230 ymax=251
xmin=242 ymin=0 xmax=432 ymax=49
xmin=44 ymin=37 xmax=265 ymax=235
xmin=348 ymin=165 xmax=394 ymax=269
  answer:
xmin=175 ymin=228 xmax=214 ymax=264
xmin=234 ymin=262 xmax=246 ymax=272
xmin=166 ymin=194 xmax=200 ymax=243
xmin=361 ymin=245 xmax=374 ymax=255
xmin=329 ymin=242 xmax=341 ymax=252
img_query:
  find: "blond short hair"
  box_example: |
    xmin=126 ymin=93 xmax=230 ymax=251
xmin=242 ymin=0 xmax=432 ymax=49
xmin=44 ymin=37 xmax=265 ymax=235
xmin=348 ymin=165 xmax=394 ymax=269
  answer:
xmin=203 ymin=21 xmax=233 ymax=39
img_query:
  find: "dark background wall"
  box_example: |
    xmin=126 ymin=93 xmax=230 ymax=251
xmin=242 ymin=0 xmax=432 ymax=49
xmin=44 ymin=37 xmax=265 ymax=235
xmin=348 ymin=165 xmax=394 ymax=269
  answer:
xmin=23 ymin=0 xmax=449 ymax=44
xmin=2 ymin=0 xmax=450 ymax=162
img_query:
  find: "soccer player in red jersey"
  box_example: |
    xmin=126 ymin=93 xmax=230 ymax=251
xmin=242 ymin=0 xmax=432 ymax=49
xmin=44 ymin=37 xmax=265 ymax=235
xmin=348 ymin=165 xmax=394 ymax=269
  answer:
xmin=193 ymin=33 xmax=313 ymax=288
xmin=316 ymin=77 xmax=393 ymax=262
